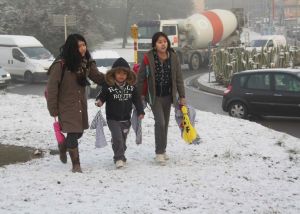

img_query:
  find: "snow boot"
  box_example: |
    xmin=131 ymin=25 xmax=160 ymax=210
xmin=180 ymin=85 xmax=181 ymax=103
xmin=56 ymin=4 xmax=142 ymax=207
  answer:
xmin=68 ymin=148 xmax=82 ymax=173
xmin=58 ymin=142 xmax=67 ymax=164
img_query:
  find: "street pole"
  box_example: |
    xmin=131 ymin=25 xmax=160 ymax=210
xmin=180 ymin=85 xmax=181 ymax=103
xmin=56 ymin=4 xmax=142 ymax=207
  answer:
xmin=208 ymin=42 xmax=211 ymax=83
xmin=130 ymin=24 xmax=138 ymax=64
xmin=64 ymin=15 xmax=67 ymax=41
xmin=53 ymin=14 xmax=76 ymax=42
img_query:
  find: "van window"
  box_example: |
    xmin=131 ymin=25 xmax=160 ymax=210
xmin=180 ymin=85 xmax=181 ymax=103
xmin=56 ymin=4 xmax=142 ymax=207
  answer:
xmin=250 ymin=40 xmax=268 ymax=47
xmin=12 ymin=48 xmax=24 ymax=59
xmin=267 ymin=40 xmax=274 ymax=48
xmin=20 ymin=47 xmax=52 ymax=60
xmin=245 ymin=73 xmax=270 ymax=90
xmin=274 ymin=73 xmax=300 ymax=92
xmin=138 ymin=26 xmax=160 ymax=39
xmin=12 ymin=48 xmax=25 ymax=62
xmin=162 ymin=26 xmax=177 ymax=36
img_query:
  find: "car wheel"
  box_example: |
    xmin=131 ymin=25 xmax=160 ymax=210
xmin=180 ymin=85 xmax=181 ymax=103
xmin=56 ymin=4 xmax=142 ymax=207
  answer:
xmin=228 ymin=101 xmax=248 ymax=119
xmin=24 ymin=71 xmax=34 ymax=84
xmin=188 ymin=53 xmax=201 ymax=70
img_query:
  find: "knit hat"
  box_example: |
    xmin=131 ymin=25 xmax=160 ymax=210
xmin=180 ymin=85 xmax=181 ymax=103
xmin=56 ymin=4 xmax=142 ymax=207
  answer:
xmin=112 ymin=57 xmax=130 ymax=69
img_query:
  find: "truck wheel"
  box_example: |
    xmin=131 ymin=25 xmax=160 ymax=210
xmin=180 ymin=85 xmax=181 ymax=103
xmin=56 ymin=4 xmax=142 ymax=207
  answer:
xmin=189 ymin=53 xmax=201 ymax=70
xmin=24 ymin=71 xmax=34 ymax=84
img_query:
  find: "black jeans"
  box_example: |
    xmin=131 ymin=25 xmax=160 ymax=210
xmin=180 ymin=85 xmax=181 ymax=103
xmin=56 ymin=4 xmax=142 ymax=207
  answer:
xmin=65 ymin=133 xmax=83 ymax=149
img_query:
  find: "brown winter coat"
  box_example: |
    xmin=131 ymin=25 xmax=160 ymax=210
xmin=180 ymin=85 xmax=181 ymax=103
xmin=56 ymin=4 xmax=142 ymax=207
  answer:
xmin=137 ymin=50 xmax=185 ymax=105
xmin=47 ymin=60 xmax=104 ymax=133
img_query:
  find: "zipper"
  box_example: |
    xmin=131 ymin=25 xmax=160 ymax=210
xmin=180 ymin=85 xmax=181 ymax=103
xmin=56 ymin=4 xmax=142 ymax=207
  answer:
xmin=120 ymin=85 xmax=125 ymax=120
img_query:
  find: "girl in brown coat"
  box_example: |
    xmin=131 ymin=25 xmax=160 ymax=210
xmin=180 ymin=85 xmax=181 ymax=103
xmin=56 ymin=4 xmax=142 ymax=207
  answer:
xmin=47 ymin=34 xmax=104 ymax=173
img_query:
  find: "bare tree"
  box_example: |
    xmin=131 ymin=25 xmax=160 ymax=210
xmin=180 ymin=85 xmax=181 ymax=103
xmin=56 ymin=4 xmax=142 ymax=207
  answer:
xmin=122 ymin=0 xmax=134 ymax=48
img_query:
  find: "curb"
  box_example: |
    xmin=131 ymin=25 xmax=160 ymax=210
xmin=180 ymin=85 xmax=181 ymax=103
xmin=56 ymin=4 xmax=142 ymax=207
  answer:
xmin=193 ymin=73 xmax=225 ymax=96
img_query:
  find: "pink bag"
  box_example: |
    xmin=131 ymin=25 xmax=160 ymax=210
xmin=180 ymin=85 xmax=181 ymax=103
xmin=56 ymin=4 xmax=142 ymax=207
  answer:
xmin=53 ymin=118 xmax=65 ymax=144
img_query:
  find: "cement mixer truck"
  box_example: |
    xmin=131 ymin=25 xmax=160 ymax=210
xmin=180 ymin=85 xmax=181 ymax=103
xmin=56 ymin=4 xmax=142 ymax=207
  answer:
xmin=137 ymin=9 xmax=242 ymax=70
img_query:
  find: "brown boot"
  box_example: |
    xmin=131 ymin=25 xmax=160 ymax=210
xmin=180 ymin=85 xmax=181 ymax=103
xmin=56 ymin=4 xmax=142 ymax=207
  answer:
xmin=68 ymin=147 xmax=82 ymax=173
xmin=58 ymin=143 xmax=67 ymax=164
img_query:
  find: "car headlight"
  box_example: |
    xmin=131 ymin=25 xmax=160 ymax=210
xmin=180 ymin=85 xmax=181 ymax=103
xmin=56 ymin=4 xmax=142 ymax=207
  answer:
xmin=33 ymin=63 xmax=45 ymax=72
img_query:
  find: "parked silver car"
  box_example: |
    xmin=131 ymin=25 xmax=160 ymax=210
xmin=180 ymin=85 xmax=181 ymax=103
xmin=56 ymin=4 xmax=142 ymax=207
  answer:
xmin=0 ymin=66 xmax=11 ymax=89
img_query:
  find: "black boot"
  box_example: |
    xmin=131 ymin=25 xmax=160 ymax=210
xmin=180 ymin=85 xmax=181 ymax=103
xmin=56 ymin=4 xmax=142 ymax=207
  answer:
xmin=58 ymin=142 xmax=67 ymax=164
xmin=68 ymin=147 xmax=82 ymax=173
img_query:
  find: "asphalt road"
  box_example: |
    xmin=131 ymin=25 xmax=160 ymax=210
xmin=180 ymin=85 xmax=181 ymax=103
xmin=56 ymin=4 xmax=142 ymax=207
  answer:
xmin=5 ymin=69 xmax=300 ymax=139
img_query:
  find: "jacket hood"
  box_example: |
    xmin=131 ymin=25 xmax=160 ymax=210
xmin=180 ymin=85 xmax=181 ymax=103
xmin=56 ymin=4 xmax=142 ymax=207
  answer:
xmin=105 ymin=67 xmax=136 ymax=86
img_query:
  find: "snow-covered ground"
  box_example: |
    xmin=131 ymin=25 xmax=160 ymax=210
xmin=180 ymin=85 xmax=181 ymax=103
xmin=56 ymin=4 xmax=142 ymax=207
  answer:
xmin=0 ymin=92 xmax=299 ymax=213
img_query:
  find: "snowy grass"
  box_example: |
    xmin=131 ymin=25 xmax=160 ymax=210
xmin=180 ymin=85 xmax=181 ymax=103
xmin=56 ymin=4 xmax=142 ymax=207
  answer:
xmin=0 ymin=93 xmax=299 ymax=213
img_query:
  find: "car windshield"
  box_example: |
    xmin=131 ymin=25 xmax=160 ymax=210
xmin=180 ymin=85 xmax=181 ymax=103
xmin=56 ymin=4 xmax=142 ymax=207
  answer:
xmin=94 ymin=58 xmax=116 ymax=67
xmin=20 ymin=47 xmax=53 ymax=60
xmin=250 ymin=40 xmax=268 ymax=47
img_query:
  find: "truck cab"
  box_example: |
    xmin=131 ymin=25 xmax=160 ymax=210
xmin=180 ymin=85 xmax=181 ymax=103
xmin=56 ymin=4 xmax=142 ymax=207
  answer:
xmin=137 ymin=20 xmax=179 ymax=61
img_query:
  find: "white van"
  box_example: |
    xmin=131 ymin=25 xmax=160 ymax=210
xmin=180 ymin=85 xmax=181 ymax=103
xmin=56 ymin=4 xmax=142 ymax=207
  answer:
xmin=0 ymin=35 xmax=54 ymax=83
xmin=247 ymin=35 xmax=287 ymax=52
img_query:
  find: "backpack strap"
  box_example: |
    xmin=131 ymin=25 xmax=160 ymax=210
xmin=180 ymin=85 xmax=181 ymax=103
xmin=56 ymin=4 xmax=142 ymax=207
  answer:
xmin=58 ymin=60 xmax=65 ymax=87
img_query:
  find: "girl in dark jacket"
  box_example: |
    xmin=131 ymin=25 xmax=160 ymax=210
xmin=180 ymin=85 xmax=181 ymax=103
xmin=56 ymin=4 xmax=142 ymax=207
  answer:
xmin=47 ymin=34 xmax=104 ymax=173
xmin=137 ymin=32 xmax=186 ymax=165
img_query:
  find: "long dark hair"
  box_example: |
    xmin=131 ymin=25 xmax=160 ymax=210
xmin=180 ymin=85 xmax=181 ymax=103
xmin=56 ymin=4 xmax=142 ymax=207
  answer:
xmin=151 ymin=32 xmax=172 ymax=52
xmin=59 ymin=34 xmax=91 ymax=72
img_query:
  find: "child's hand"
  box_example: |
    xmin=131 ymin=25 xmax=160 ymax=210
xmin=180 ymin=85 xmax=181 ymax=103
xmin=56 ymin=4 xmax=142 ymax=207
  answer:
xmin=138 ymin=114 xmax=144 ymax=120
xmin=95 ymin=99 xmax=103 ymax=107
